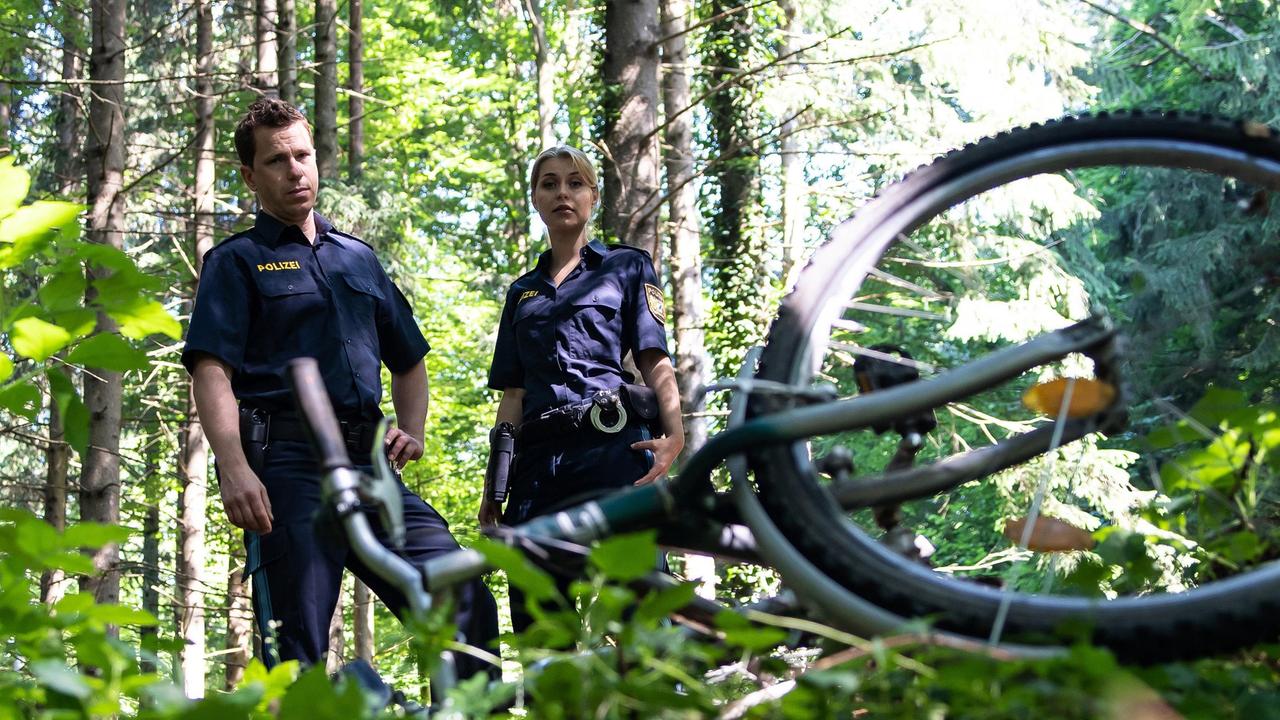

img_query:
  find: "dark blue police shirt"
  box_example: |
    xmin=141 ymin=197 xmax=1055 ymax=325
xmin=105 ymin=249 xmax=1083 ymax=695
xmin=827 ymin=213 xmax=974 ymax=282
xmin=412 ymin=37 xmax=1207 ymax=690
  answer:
xmin=182 ymin=210 xmax=429 ymax=420
xmin=487 ymin=239 xmax=670 ymax=420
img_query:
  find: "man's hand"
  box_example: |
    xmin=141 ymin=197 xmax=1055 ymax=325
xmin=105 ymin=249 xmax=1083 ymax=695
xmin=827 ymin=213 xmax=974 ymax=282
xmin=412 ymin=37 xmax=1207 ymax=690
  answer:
xmin=631 ymin=432 xmax=684 ymax=486
xmin=384 ymin=427 xmax=424 ymax=470
xmin=478 ymin=498 xmax=504 ymax=528
xmin=220 ymin=466 xmax=274 ymax=534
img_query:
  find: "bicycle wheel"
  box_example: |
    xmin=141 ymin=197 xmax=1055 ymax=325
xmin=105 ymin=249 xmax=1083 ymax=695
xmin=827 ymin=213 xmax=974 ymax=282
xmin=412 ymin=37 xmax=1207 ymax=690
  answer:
xmin=748 ymin=112 xmax=1280 ymax=662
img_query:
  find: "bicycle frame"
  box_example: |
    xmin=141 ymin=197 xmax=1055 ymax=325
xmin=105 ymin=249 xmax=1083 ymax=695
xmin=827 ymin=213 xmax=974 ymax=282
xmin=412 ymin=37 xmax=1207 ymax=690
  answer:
xmin=288 ymin=304 xmax=1121 ymax=614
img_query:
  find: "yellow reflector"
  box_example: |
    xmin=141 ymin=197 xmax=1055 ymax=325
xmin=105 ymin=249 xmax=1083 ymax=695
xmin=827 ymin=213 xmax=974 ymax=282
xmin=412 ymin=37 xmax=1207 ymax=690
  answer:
xmin=1003 ymin=516 xmax=1095 ymax=552
xmin=1021 ymin=377 xmax=1116 ymax=418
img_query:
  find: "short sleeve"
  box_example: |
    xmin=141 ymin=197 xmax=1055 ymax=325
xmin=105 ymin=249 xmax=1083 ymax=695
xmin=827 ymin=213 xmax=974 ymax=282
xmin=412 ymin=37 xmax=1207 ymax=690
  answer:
xmin=374 ymin=268 xmax=430 ymax=374
xmin=626 ymin=255 xmax=670 ymax=357
xmin=182 ymin=249 xmax=251 ymax=374
xmin=487 ymin=289 xmax=524 ymax=390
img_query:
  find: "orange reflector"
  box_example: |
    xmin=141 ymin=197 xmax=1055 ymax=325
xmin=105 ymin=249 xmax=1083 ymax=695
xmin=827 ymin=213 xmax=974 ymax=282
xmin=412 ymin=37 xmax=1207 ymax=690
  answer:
xmin=1003 ymin=516 xmax=1095 ymax=552
xmin=1021 ymin=377 xmax=1116 ymax=418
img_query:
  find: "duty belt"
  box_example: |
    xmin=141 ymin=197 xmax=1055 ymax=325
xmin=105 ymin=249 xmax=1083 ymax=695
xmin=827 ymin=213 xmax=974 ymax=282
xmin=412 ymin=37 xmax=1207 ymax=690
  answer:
xmin=241 ymin=407 xmax=378 ymax=455
xmin=518 ymin=389 xmax=636 ymax=446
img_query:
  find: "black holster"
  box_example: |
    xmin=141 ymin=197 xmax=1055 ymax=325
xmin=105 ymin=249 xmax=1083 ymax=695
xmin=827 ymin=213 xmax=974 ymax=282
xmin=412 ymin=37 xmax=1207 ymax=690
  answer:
xmin=239 ymin=407 xmax=270 ymax=473
xmin=484 ymin=422 xmax=516 ymax=503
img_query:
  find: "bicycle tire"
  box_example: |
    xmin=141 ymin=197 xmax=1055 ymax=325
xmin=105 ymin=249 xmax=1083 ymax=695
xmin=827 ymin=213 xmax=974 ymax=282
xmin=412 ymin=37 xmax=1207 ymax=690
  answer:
xmin=748 ymin=111 xmax=1280 ymax=662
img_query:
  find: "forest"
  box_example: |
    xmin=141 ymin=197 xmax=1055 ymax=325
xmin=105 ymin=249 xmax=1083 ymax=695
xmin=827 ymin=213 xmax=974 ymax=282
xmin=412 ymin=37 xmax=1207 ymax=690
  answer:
xmin=1 ymin=0 xmax=1279 ymax=716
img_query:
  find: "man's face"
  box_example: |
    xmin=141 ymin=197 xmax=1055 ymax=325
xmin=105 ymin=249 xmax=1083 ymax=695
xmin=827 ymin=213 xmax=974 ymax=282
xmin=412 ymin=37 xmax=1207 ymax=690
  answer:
xmin=241 ymin=121 xmax=319 ymax=226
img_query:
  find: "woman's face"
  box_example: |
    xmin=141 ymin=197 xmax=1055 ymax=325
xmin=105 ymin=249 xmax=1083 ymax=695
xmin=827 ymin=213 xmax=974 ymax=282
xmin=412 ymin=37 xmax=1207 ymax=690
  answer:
xmin=532 ymin=156 xmax=598 ymax=236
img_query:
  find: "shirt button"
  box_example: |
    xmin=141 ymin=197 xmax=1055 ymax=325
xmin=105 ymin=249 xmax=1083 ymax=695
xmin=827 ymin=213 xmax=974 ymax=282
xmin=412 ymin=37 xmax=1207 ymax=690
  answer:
xmin=592 ymin=295 xmax=598 ymax=301
xmin=346 ymin=338 xmax=352 ymax=344
xmin=288 ymin=284 xmax=294 ymax=290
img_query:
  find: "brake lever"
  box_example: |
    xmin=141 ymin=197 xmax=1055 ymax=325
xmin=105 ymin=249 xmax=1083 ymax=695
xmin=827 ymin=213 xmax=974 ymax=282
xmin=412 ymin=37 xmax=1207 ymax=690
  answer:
xmin=359 ymin=416 xmax=407 ymax=551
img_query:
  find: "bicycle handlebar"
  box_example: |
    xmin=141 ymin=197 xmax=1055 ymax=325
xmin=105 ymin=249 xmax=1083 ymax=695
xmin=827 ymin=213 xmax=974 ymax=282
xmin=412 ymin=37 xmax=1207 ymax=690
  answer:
xmin=287 ymin=357 xmax=354 ymax=472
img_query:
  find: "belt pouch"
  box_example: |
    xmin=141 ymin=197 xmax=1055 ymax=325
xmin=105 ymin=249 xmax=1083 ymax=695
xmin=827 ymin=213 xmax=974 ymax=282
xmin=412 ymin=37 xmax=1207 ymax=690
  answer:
xmin=619 ymin=384 xmax=659 ymax=423
xmin=239 ymin=407 xmax=269 ymax=473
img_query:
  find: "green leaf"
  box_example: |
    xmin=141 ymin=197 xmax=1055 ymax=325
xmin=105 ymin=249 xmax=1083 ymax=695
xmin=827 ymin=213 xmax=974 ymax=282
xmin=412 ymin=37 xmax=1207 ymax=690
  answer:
xmin=588 ymin=531 xmax=659 ymax=582
xmin=634 ymin=581 xmax=697 ymax=625
xmin=29 ymin=660 xmax=92 ymax=700
xmin=715 ymin=610 xmax=788 ymax=651
xmin=0 ymin=381 xmax=41 ymax=420
xmin=82 ymin=604 xmax=159 ymax=627
xmin=277 ymin=664 xmax=367 ymax=720
xmin=52 ymin=308 xmax=99 ymax=340
xmin=63 ymin=522 xmax=133 ymax=549
xmin=47 ymin=369 xmax=89 ymax=457
xmin=10 ymin=316 xmax=73 ymax=361
xmin=66 ymin=334 xmax=149 ymax=372
xmin=38 ymin=268 xmax=88 ymax=314
xmin=0 ymin=156 xmax=29 ymax=216
xmin=55 ymin=592 xmax=96 ymax=614
xmin=0 ymin=201 xmax=82 ymax=268
xmin=474 ymin=538 xmax=560 ymax=602
xmin=0 ymin=354 xmax=12 ymax=383
xmin=107 ymin=298 xmax=181 ymax=340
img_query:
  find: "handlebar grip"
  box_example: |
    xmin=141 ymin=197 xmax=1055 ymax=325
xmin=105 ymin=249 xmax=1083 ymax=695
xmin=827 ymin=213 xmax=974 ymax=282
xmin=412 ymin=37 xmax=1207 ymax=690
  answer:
xmin=286 ymin=357 xmax=354 ymax=472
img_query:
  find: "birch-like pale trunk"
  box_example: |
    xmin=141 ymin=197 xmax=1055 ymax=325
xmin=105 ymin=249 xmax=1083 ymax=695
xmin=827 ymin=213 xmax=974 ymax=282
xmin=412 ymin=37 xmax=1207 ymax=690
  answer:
xmin=225 ymin=551 xmax=252 ymax=689
xmin=661 ymin=0 xmax=714 ymax=599
xmin=778 ymin=0 xmax=806 ymax=288
xmin=176 ymin=0 xmax=216 ymax=698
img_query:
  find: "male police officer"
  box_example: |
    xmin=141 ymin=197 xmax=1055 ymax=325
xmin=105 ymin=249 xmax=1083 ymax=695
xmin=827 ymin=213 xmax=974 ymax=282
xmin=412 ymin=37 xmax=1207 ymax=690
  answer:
xmin=183 ymin=98 xmax=497 ymax=677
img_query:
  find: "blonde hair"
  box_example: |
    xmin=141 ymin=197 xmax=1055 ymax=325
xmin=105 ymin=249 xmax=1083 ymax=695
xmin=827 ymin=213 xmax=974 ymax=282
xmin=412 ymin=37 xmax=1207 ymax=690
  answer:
xmin=528 ymin=145 xmax=599 ymax=200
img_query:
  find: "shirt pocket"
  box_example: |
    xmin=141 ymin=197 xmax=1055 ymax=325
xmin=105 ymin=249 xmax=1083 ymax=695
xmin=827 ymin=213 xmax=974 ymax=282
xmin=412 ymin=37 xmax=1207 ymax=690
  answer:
xmin=252 ymin=271 xmax=321 ymax=327
xmin=513 ymin=294 xmax=554 ymax=356
xmin=334 ymin=272 xmax=385 ymax=323
xmin=566 ymin=284 xmax=624 ymax=362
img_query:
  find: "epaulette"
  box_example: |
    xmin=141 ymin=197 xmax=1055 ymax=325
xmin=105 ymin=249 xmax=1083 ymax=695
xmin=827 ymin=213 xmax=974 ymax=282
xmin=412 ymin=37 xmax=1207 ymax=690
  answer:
xmin=607 ymin=243 xmax=653 ymax=258
xmin=328 ymin=228 xmax=377 ymax=250
xmin=202 ymin=228 xmax=254 ymax=263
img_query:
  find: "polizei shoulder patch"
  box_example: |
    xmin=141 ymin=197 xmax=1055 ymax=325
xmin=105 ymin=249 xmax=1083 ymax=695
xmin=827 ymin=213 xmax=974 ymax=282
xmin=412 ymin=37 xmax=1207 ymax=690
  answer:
xmin=644 ymin=283 xmax=666 ymax=325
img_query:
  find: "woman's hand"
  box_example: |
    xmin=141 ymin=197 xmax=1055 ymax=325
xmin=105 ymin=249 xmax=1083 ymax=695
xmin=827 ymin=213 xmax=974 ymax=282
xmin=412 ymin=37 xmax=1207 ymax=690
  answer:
xmin=478 ymin=498 xmax=504 ymax=528
xmin=631 ymin=432 xmax=684 ymax=485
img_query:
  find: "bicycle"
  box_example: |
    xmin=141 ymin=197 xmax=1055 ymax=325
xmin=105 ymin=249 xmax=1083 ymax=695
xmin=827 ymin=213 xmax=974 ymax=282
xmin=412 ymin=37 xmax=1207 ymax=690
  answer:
xmin=288 ymin=111 xmax=1280 ymax=703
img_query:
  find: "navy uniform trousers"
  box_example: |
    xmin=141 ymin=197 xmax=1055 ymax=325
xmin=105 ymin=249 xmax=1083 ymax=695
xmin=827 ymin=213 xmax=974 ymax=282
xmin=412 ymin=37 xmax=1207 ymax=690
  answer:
xmin=244 ymin=438 xmax=499 ymax=679
xmin=501 ymin=423 xmax=657 ymax=633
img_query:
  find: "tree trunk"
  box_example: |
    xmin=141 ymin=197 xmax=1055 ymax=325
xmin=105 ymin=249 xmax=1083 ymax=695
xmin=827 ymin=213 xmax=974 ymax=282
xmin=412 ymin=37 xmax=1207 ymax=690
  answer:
xmin=777 ymin=0 xmax=805 ymax=288
xmin=177 ymin=0 xmax=216 ymax=697
xmin=277 ymin=0 xmax=298 ymax=105
xmin=41 ymin=366 xmax=73 ymax=605
xmin=55 ymin=26 xmax=83 ymax=196
xmin=326 ymin=585 xmax=346 ymax=673
xmin=140 ymin=451 xmax=160 ymax=674
xmin=353 ymin=579 xmax=374 ymax=661
xmin=225 ymin=550 xmax=251 ymax=690
xmin=80 ymin=0 xmax=127 ymax=609
xmin=347 ymin=0 xmax=363 ymax=179
xmin=524 ymin=0 xmax=555 ymax=150
xmin=0 ymin=74 xmax=10 ymax=156
xmin=601 ymin=0 xmax=661 ymax=257
xmin=314 ymin=0 xmax=339 ymax=179
xmin=660 ymin=0 xmax=714 ymax=600
xmin=177 ymin=405 xmax=209 ymax=699
xmin=42 ymin=18 xmax=83 ymax=605
xmin=254 ymin=0 xmax=279 ymax=95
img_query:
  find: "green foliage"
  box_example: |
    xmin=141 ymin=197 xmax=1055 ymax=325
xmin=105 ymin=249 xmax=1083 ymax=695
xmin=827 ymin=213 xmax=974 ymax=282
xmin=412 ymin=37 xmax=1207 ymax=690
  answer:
xmin=0 ymin=160 xmax=178 ymax=459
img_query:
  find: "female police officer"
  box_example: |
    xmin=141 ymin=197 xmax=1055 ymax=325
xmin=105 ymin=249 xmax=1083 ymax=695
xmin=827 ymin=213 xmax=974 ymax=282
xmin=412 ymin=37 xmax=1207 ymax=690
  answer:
xmin=479 ymin=145 xmax=685 ymax=630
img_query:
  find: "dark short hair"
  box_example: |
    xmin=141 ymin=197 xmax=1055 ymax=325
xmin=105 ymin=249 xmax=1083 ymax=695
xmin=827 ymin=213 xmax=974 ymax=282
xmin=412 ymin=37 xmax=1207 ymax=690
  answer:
xmin=234 ymin=98 xmax=310 ymax=166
